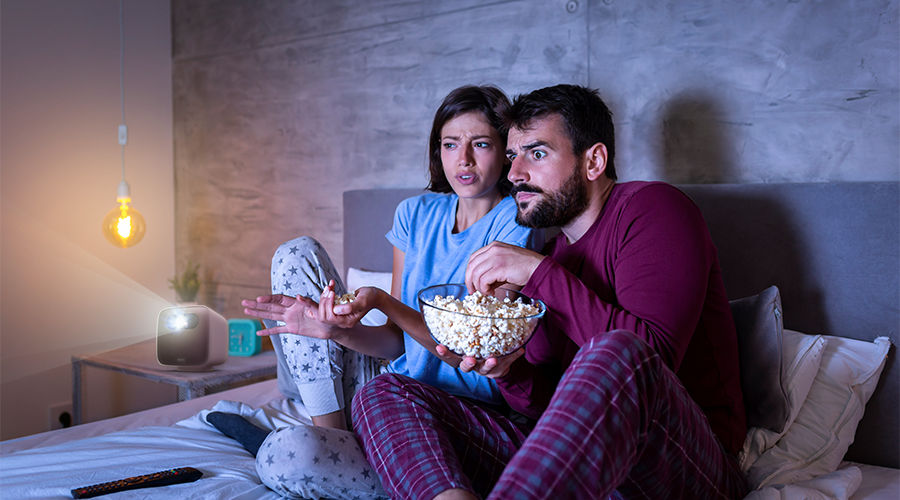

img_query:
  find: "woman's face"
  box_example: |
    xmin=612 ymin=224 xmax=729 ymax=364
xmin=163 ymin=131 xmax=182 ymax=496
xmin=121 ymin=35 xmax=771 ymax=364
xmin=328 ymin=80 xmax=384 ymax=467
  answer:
xmin=439 ymin=111 xmax=505 ymax=200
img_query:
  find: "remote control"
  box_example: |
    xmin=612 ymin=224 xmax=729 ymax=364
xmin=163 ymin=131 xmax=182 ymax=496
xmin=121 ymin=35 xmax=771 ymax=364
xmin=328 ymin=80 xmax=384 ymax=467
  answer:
xmin=70 ymin=466 xmax=202 ymax=498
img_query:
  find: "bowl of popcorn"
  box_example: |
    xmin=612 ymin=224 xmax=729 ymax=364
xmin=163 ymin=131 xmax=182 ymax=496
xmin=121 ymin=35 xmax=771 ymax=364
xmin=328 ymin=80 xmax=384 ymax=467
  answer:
xmin=418 ymin=283 xmax=546 ymax=359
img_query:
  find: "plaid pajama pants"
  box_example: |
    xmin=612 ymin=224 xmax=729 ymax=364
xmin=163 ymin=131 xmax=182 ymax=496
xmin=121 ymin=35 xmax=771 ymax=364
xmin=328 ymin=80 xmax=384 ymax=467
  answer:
xmin=352 ymin=329 xmax=747 ymax=499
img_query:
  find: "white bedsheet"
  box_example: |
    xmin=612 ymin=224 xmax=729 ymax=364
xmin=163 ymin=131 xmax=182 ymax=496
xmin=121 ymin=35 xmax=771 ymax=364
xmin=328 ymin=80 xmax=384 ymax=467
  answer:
xmin=1 ymin=379 xmax=290 ymax=456
xmin=851 ymin=463 xmax=900 ymax=500
xmin=0 ymin=381 xmax=311 ymax=499
xmin=743 ymin=461 xmax=899 ymax=500
xmin=2 ymin=379 xmax=896 ymax=499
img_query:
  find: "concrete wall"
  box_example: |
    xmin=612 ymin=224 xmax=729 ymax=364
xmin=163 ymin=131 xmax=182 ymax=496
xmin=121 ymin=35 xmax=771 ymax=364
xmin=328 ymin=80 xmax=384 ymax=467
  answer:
xmin=172 ymin=0 xmax=899 ymax=320
xmin=1 ymin=0 xmax=176 ymax=439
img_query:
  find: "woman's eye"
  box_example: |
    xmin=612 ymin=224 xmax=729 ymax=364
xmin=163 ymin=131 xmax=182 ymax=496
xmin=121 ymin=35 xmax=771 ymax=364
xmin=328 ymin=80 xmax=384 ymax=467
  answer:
xmin=443 ymin=142 xmax=456 ymax=150
xmin=474 ymin=141 xmax=490 ymax=149
xmin=532 ymin=150 xmax=547 ymax=160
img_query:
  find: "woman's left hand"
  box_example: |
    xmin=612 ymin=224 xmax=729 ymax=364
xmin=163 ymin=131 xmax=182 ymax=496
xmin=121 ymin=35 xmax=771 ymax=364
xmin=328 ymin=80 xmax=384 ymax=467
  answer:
xmin=328 ymin=285 xmax=381 ymax=328
xmin=434 ymin=345 xmax=524 ymax=378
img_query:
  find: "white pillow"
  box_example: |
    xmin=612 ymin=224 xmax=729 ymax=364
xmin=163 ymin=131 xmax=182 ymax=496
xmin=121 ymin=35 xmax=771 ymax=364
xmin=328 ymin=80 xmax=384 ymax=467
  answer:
xmin=345 ymin=267 xmax=393 ymax=326
xmin=740 ymin=329 xmax=828 ymax=472
xmin=746 ymin=334 xmax=890 ymax=489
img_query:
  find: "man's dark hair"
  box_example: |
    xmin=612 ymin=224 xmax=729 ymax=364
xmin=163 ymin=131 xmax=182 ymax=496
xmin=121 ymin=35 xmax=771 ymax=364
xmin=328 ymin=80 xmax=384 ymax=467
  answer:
xmin=426 ymin=85 xmax=513 ymax=195
xmin=506 ymin=84 xmax=617 ymax=180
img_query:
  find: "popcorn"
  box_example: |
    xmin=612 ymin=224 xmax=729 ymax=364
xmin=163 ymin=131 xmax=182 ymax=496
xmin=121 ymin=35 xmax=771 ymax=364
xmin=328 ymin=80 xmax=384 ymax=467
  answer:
xmin=422 ymin=291 xmax=543 ymax=358
xmin=335 ymin=292 xmax=356 ymax=305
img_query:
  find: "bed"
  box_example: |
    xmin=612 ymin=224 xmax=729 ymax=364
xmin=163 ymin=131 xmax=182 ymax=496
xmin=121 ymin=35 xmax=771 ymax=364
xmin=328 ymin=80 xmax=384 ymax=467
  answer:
xmin=2 ymin=183 xmax=897 ymax=499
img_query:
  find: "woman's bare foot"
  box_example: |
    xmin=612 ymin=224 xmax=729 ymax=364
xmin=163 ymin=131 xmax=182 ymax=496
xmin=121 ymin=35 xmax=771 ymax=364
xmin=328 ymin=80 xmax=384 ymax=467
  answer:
xmin=310 ymin=409 xmax=347 ymax=430
xmin=434 ymin=488 xmax=478 ymax=500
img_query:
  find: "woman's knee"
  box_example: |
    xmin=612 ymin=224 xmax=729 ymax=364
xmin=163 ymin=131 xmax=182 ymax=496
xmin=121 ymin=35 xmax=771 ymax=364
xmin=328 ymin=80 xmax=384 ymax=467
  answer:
xmin=352 ymin=374 xmax=409 ymax=409
xmin=351 ymin=374 xmax=426 ymax=426
xmin=270 ymin=235 xmax=343 ymax=296
xmin=272 ymin=236 xmax=324 ymax=265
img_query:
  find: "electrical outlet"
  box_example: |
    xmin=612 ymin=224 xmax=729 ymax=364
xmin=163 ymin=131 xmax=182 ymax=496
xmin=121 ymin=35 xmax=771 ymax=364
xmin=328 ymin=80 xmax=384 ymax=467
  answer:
xmin=48 ymin=402 xmax=73 ymax=431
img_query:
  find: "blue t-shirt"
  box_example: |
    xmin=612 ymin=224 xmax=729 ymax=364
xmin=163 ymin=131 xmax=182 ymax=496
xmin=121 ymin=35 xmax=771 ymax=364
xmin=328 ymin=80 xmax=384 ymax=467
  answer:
xmin=385 ymin=192 xmax=541 ymax=405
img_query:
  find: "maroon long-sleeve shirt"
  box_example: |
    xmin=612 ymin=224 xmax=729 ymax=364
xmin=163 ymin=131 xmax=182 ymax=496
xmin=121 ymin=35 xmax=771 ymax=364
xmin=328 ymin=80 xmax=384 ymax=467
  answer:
xmin=496 ymin=181 xmax=747 ymax=455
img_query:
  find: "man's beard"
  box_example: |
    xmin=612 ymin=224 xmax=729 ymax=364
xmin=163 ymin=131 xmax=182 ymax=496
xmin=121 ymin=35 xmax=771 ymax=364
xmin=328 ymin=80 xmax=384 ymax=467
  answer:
xmin=511 ymin=164 xmax=590 ymax=228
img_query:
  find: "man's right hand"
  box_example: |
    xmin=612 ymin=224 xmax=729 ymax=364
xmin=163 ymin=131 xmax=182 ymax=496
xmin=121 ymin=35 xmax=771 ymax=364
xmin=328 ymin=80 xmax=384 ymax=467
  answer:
xmin=465 ymin=241 xmax=545 ymax=295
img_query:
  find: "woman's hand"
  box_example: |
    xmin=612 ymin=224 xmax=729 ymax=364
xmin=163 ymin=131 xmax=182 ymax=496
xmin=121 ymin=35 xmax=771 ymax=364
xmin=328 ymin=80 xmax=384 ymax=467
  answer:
xmin=434 ymin=344 xmax=525 ymax=378
xmin=241 ymin=293 xmax=335 ymax=339
xmin=242 ymin=280 xmax=382 ymax=340
xmin=331 ymin=286 xmax=381 ymax=326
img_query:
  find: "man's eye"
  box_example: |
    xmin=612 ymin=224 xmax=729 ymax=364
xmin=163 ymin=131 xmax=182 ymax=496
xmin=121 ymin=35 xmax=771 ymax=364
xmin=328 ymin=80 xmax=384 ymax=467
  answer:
xmin=532 ymin=150 xmax=547 ymax=160
xmin=506 ymin=153 xmax=517 ymax=161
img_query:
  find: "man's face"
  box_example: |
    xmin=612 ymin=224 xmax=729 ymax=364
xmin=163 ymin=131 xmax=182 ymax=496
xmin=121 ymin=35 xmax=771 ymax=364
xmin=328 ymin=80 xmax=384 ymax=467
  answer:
xmin=506 ymin=114 xmax=590 ymax=228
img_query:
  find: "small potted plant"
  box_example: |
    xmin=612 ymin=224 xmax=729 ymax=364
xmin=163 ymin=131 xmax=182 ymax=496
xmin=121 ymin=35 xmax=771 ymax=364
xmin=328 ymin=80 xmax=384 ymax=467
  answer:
xmin=169 ymin=260 xmax=200 ymax=303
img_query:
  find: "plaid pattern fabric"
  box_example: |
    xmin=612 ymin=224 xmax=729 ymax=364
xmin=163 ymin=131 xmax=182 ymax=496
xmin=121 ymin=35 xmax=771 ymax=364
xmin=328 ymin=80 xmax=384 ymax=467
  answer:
xmin=489 ymin=330 xmax=746 ymax=499
xmin=352 ymin=373 xmax=530 ymax=499
xmin=354 ymin=330 xmax=747 ymax=499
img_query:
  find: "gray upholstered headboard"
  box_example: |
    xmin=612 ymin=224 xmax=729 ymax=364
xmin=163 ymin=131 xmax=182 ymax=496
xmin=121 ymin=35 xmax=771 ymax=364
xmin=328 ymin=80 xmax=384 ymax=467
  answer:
xmin=343 ymin=182 xmax=899 ymax=468
xmin=343 ymin=188 xmax=422 ymax=274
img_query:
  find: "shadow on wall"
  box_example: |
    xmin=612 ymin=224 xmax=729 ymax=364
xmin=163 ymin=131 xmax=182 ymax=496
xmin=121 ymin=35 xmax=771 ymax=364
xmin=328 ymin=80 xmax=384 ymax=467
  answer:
xmin=682 ymin=182 xmax=900 ymax=467
xmin=660 ymin=92 xmax=826 ymax=327
xmin=682 ymin=186 xmax=821 ymax=322
xmin=658 ymin=93 xmax=737 ymax=184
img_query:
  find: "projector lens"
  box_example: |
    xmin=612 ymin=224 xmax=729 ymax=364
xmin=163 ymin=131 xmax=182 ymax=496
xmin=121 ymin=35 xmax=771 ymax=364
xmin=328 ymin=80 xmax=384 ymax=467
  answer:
xmin=166 ymin=311 xmax=199 ymax=331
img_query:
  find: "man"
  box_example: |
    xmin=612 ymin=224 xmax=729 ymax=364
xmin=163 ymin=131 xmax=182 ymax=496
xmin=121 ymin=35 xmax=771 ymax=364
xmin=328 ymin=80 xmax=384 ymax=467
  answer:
xmin=352 ymin=84 xmax=747 ymax=499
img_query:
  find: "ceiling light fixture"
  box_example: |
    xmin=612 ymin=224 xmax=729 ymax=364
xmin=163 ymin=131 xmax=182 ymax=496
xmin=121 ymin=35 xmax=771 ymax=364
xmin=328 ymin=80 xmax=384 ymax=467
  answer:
xmin=102 ymin=0 xmax=145 ymax=248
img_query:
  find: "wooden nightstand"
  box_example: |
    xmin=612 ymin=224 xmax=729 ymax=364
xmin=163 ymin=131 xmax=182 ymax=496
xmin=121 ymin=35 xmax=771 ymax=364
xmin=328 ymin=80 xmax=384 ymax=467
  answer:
xmin=72 ymin=338 xmax=276 ymax=425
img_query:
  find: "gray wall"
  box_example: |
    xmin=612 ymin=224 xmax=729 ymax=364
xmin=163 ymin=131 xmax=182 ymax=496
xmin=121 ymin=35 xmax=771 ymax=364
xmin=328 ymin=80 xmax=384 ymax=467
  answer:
xmin=2 ymin=0 xmax=175 ymax=439
xmin=172 ymin=0 xmax=899 ymax=317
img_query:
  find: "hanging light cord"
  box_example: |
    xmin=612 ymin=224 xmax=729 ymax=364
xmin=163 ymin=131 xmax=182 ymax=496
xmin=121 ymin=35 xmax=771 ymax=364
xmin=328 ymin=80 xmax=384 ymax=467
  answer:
xmin=118 ymin=0 xmax=127 ymax=184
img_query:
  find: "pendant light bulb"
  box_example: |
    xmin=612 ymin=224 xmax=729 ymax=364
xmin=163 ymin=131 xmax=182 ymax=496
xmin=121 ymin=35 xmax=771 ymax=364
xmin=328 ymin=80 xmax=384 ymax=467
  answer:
xmin=103 ymin=180 xmax=146 ymax=248
xmin=102 ymin=0 xmax=146 ymax=249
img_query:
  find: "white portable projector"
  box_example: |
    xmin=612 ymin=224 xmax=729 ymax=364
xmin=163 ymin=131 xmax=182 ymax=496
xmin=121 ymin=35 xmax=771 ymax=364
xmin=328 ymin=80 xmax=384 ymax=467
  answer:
xmin=156 ymin=305 xmax=227 ymax=370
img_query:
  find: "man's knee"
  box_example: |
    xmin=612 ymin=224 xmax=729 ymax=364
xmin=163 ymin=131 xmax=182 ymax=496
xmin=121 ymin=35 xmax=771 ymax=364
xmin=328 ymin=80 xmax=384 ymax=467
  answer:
xmin=578 ymin=329 xmax=661 ymax=370
xmin=585 ymin=329 xmax=649 ymax=352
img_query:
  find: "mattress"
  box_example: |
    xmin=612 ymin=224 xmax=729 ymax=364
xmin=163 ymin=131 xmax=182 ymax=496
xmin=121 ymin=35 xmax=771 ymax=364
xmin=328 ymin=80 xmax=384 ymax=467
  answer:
xmin=0 ymin=379 xmax=311 ymax=499
xmin=2 ymin=377 xmax=896 ymax=499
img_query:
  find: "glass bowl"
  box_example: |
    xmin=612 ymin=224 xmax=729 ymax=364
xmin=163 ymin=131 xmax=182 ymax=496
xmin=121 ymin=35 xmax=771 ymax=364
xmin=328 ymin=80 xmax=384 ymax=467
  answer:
xmin=417 ymin=283 xmax=546 ymax=359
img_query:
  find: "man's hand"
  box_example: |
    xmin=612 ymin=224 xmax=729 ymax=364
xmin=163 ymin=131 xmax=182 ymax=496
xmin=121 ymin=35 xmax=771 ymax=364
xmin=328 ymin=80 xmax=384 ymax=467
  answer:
xmin=434 ymin=344 xmax=525 ymax=379
xmin=465 ymin=241 xmax=545 ymax=295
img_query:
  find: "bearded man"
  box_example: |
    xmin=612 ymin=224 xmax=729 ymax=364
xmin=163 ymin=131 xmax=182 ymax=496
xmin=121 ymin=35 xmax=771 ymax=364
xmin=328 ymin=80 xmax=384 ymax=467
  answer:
xmin=352 ymin=85 xmax=749 ymax=500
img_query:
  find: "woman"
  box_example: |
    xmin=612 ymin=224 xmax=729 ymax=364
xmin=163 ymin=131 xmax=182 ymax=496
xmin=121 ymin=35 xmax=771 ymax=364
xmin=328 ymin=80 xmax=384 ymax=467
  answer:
xmin=208 ymin=85 xmax=540 ymax=499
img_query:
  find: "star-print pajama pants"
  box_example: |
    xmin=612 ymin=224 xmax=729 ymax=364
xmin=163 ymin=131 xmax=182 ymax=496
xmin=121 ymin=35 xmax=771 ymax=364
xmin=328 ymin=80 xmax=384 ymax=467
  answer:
xmin=259 ymin=236 xmax=387 ymax=499
xmin=352 ymin=329 xmax=748 ymax=500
